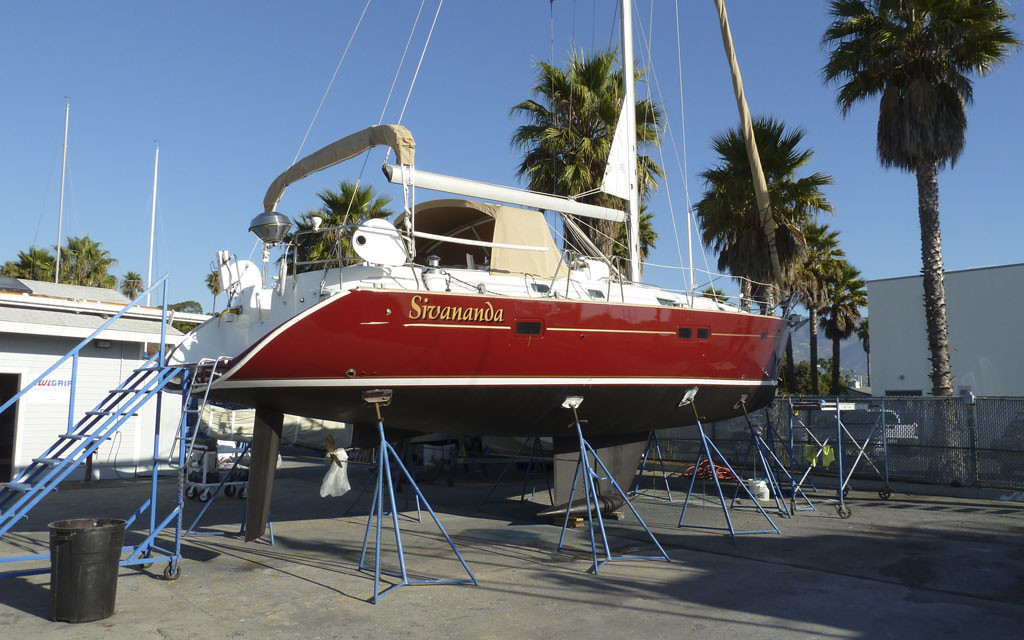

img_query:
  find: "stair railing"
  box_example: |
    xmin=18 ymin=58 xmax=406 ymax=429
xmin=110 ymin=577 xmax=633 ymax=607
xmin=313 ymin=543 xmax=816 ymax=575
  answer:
xmin=0 ymin=274 xmax=174 ymax=425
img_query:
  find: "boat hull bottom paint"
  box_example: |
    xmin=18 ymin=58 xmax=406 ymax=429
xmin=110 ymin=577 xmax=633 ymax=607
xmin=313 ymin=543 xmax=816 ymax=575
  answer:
xmin=205 ymin=382 xmax=775 ymax=438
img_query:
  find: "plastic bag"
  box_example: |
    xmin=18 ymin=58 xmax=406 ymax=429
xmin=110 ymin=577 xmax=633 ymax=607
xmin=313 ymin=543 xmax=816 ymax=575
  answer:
xmin=320 ymin=447 xmax=351 ymax=497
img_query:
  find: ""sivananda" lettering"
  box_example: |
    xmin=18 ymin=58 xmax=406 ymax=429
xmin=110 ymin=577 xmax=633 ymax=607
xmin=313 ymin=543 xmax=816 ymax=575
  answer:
xmin=409 ymin=295 xmax=505 ymax=323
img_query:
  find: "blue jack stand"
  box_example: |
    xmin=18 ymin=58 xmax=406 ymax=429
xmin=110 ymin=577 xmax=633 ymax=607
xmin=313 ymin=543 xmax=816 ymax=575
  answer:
xmin=677 ymin=390 xmax=780 ymax=543
xmin=557 ymin=397 xmax=670 ymax=574
xmin=629 ymin=431 xmax=674 ymax=501
xmin=356 ymin=390 xmax=477 ymax=603
xmin=479 ymin=437 xmax=552 ymax=506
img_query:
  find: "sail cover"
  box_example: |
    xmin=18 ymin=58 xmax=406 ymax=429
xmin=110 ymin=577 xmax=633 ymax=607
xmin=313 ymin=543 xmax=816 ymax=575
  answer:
xmin=263 ymin=125 xmax=415 ymax=213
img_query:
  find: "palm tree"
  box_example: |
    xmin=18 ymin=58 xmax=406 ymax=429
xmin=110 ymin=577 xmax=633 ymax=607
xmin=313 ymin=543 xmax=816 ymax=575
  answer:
xmin=794 ymin=222 xmax=845 ymax=394
xmin=822 ymin=261 xmax=867 ymax=395
xmin=701 ymin=286 xmax=727 ymax=304
xmin=60 ymin=236 xmax=117 ymax=288
xmin=612 ymin=205 xmax=657 ymax=273
xmin=822 ymin=0 xmax=1020 ymax=395
xmin=120 ymin=271 xmax=144 ymax=300
xmin=1 ymin=246 xmax=56 ymax=281
xmin=510 ymin=49 xmax=664 ymax=261
xmin=695 ymin=116 xmax=833 ymax=311
xmin=205 ymin=271 xmax=222 ymax=313
xmin=857 ymin=317 xmax=871 ymax=387
xmin=291 ymin=181 xmax=394 ymax=272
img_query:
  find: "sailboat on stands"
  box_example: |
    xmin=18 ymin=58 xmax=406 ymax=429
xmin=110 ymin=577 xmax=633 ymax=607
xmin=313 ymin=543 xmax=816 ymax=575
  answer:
xmin=167 ymin=0 xmax=791 ymax=537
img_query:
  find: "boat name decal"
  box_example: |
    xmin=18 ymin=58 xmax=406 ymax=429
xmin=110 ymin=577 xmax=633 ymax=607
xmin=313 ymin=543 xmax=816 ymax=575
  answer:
xmin=408 ymin=295 xmax=505 ymax=323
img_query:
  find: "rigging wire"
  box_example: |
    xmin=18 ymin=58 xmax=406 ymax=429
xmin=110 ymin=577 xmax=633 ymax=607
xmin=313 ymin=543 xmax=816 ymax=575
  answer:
xmin=291 ymin=0 xmax=373 ymax=165
xmin=377 ymin=0 xmax=429 ymax=130
xmin=633 ymin=0 xmax=717 ymax=294
xmin=32 ymin=141 xmax=62 ymax=248
xmin=394 ymin=0 xmax=444 ymax=127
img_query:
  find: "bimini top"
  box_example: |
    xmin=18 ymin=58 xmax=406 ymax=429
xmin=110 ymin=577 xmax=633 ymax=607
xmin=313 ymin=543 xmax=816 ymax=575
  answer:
xmin=399 ymin=199 xmax=563 ymax=277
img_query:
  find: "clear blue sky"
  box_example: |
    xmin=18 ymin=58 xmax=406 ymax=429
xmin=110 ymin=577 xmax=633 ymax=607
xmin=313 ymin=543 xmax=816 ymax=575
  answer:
xmin=3 ymin=1 xmax=1021 ymax=310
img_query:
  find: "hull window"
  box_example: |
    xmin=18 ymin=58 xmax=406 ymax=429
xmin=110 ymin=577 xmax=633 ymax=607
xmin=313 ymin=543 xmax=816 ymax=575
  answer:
xmin=515 ymin=321 xmax=544 ymax=336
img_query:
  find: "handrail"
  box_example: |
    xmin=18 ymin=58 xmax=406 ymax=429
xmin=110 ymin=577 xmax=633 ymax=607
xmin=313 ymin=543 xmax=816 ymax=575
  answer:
xmin=0 ymin=275 xmax=174 ymax=420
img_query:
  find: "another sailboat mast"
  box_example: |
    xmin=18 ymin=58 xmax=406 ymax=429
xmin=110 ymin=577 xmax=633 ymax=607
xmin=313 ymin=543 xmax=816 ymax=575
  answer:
xmin=55 ymin=101 xmax=69 ymax=284
xmin=621 ymin=0 xmax=642 ymax=282
xmin=147 ymin=144 xmax=159 ymax=305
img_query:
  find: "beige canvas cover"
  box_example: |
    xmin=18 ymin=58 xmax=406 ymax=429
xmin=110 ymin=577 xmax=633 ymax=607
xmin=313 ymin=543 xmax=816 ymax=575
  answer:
xmin=399 ymin=199 xmax=563 ymax=277
xmin=263 ymin=124 xmax=415 ymax=213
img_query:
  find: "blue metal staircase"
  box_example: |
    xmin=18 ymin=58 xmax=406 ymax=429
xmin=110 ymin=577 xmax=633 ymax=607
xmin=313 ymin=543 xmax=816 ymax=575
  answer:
xmin=0 ymin=276 xmax=195 ymax=579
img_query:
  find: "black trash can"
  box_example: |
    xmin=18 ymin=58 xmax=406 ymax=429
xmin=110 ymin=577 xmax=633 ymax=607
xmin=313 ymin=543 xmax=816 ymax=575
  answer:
xmin=48 ymin=518 xmax=126 ymax=623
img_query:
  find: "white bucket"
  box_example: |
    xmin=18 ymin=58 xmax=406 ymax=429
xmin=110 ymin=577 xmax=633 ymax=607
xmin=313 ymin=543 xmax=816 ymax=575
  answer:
xmin=746 ymin=479 xmax=770 ymax=501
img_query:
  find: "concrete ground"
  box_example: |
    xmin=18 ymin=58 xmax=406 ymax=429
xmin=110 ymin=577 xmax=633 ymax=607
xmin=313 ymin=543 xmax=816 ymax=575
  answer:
xmin=1 ymin=459 xmax=1022 ymax=639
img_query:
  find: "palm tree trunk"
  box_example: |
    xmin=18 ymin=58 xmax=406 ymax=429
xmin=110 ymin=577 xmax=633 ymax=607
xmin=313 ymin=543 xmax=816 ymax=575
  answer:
xmin=916 ymin=162 xmax=953 ymax=397
xmin=784 ymin=335 xmax=796 ymax=393
xmin=865 ymin=349 xmax=871 ymax=387
xmin=830 ymin=328 xmax=841 ymax=395
xmin=739 ymin=279 xmax=752 ymax=313
xmin=917 ymin=161 xmax=960 ymax=481
xmin=809 ymin=307 xmax=820 ymax=395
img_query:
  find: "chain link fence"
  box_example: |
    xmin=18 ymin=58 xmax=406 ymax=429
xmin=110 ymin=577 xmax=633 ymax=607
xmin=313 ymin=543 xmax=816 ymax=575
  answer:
xmin=654 ymin=396 xmax=1024 ymax=491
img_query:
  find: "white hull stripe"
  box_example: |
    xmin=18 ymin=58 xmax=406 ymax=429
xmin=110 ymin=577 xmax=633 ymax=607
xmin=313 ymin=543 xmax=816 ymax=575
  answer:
xmin=213 ymin=376 xmax=775 ymax=390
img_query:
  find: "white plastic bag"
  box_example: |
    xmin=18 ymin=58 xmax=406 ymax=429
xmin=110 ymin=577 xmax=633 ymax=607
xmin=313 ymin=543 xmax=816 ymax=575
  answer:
xmin=320 ymin=447 xmax=351 ymax=497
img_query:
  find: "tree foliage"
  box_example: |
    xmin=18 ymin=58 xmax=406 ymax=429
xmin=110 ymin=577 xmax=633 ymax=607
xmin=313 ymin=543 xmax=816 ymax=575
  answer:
xmin=511 ymin=49 xmax=663 ymax=262
xmin=205 ymin=271 xmax=222 ymax=313
xmin=2 ymin=236 xmax=122 ymax=289
xmin=694 ymin=116 xmax=832 ymax=306
xmin=120 ymin=271 xmax=144 ymax=300
xmin=822 ymin=0 xmax=1020 ymax=396
xmin=290 ymin=181 xmax=394 ymax=272
xmin=822 ymin=261 xmax=868 ymax=394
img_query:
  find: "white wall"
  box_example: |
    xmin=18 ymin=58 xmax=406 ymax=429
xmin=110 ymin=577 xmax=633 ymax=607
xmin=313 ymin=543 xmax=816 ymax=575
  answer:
xmin=0 ymin=333 xmax=182 ymax=480
xmin=867 ymin=264 xmax=1024 ymax=396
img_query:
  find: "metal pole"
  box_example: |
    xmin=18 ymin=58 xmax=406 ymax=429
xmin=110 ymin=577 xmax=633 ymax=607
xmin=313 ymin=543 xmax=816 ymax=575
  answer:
xmin=147 ymin=144 xmax=159 ymax=305
xmin=621 ymin=0 xmax=642 ymax=282
xmin=67 ymin=352 xmax=78 ymax=434
xmin=55 ymin=101 xmax=69 ymax=283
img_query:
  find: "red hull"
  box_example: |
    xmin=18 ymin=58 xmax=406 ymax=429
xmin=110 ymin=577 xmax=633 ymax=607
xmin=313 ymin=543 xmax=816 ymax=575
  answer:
xmin=207 ymin=288 xmax=788 ymax=435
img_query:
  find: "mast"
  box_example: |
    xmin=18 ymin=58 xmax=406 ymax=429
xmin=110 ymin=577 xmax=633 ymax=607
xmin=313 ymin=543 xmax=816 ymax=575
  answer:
xmin=55 ymin=101 xmax=69 ymax=283
xmin=621 ymin=0 xmax=642 ymax=282
xmin=713 ymin=0 xmax=784 ymax=294
xmin=147 ymin=144 xmax=159 ymax=305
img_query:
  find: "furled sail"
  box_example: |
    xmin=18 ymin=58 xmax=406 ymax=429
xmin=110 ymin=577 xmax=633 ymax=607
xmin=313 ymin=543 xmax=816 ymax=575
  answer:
xmin=600 ymin=106 xmax=631 ymax=201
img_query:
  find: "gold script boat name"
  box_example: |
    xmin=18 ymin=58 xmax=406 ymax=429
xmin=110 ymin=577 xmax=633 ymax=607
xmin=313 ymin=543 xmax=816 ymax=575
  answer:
xmin=409 ymin=295 xmax=505 ymax=323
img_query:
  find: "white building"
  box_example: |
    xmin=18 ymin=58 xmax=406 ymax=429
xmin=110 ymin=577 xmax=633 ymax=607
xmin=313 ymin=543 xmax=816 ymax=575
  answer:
xmin=867 ymin=263 xmax=1024 ymax=397
xmin=0 ymin=277 xmax=198 ymax=482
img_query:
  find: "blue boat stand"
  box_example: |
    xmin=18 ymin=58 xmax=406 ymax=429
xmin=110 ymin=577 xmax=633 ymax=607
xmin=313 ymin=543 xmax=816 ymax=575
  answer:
xmin=556 ymin=397 xmax=670 ymax=574
xmin=629 ymin=431 xmax=674 ymax=501
xmin=676 ymin=392 xmax=780 ymax=543
xmin=479 ymin=436 xmax=552 ymax=506
xmin=356 ymin=389 xmax=477 ymax=603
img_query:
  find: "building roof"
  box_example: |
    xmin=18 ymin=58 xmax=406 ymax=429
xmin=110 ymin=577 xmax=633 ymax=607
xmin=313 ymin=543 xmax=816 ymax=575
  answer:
xmin=0 ymin=279 xmax=184 ymax=344
xmin=14 ymin=278 xmax=131 ymax=304
xmin=0 ymin=306 xmax=181 ymax=339
xmin=867 ymin=262 xmax=1024 ymax=284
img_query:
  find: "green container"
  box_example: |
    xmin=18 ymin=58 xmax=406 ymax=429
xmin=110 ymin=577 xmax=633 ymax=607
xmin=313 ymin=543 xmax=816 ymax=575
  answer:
xmin=48 ymin=518 xmax=126 ymax=623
